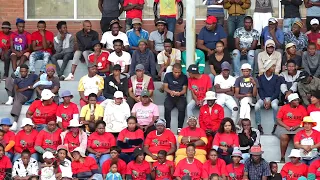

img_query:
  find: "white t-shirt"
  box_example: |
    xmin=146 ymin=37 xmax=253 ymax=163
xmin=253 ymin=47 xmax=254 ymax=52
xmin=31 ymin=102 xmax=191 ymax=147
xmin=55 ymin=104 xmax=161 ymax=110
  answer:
xmin=214 ymin=74 xmax=236 ymax=96
xmin=108 ymin=51 xmax=132 ymax=73
xmin=101 ymin=31 xmax=129 ymax=50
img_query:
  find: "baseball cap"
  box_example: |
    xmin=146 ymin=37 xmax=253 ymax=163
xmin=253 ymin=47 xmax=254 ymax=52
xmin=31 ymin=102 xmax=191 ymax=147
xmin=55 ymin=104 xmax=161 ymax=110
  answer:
xmin=114 ymin=91 xmax=124 ymax=98
xmin=91 ymin=40 xmax=103 ymax=48
xmin=41 ymin=89 xmax=55 ymax=101
xmin=187 ymin=64 xmax=199 ymax=74
xmin=241 ymin=63 xmax=252 ymax=70
xmin=135 ymin=64 xmax=145 ymax=71
xmin=155 ymin=19 xmax=167 ymax=26
xmin=285 ymin=43 xmax=296 ymax=49
xmin=205 ymin=16 xmax=217 ymax=24
xmin=268 ymin=17 xmax=278 ymax=24
xmin=141 ymin=90 xmax=150 ymax=97
xmin=113 ymin=64 xmax=121 ymax=71
xmin=132 ymin=18 xmax=142 ymax=25
xmin=295 ymin=71 xmax=310 ymax=83
xmin=221 ymin=61 xmax=231 ymax=71
xmin=1 ymin=21 xmax=11 ymax=29
xmin=310 ymin=18 xmax=319 ymax=25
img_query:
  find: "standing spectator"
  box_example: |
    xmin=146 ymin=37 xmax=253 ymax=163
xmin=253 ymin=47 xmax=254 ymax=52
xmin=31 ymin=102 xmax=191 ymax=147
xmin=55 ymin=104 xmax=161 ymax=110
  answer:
xmin=0 ymin=144 xmax=12 ymax=179
xmin=152 ymin=150 xmax=175 ymax=180
xmin=282 ymin=43 xmax=302 ymax=71
xmin=203 ymin=0 xmax=225 ymax=26
xmin=280 ymin=60 xmax=301 ymax=101
xmin=65 ymin=20 xmax=99 ymax=81
xmin=0 ymin=21 xmax=12 ymax=79
xmin=302 ymin=43 xmax=320 ymax=78
xmin=281 ymin=0 xmax=303 ymax=33
xmin=149 ymin=19 xmax=174 ymax=56
xmin=0 ymin=118 xmax=15 ymax=160
xmin=257 ymin=39 xmax=282 ymax=75
xmin=308 ymin=159 xmax=320 ymax=179
xmin=307 ymin=90 xmax=320 ymax=114
xmin=232 ymin=16 xmax=259 ymax=77
xmin=252 ymin=0 xmax=273 ymax=35
xmin=29 ymin=21 xmax=54 ymax=73
xmin=108 ymin=39 xmax=131 ymax=74
xmin=101 ymin=20 xmax=129 ymax=52
xmin=102 ymin=146 xmax=127 ymax=179
xmin=103 ymin=64 xmax=128 ymax=99
xmin=71 ymin=147 xmax=100 ymax=179
xmin=63 ymin=119 xmax=87 ymax=154
xmin=284 ymin=21 xmax=308 ymax=54
xmin=201 ymin=149 xmax=227 ymax=179
xmin=280 ymin=149 xmax=308 ymax=178
xmin=296 ymin=71 xmax=320 ymax=106
xmin=226 ymin=149 xmax=245 ymax=179
xmin=12 ymin=149 xmax=39 ymax=179
xmin=51 ymin=21 xmax=74 ymax=80
xmin=126 ymin=18 xmax=149 ymax=54
xmin=305 ymin=19 xmax=320 ymax=50
xmin=98 ymin=0 xmax=124 ymax=33
xmin=123 ymin=0 xmax=144 ymax=31
xmin=209 ymin=41 xmax=231 ymax=82
xmin=303 ymin=0 xmax=320 ymax=31
xmin=56 ymin=90 xmax=79 ymax=131
xmin=88 ymin=40 xmax=111 ymax=76
xmin=125 ymin=147 xmax=152 ymax=179
xmin=260 ymin=18 xmax=285 ymax=52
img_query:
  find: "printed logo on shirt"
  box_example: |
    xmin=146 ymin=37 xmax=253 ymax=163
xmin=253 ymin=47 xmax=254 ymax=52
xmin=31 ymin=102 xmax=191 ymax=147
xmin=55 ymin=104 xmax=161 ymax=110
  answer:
xmin=173 ymin=80 xmax=179 ymax=85
xmin=20 ymin=140 xmax=27 ymax=147
xmin=132 ymin=170 xmax=146 ymax=178
xmin=1 ymin=39 xmax=7 ymax=45
xmin=35 ymin=40 xmax=39 ymax=45
xmin=182 ymin=169 xmax=199 ymax=177
xmin=102 ymin=57 xmax=106 ymax=61
xmin=317 ymin=167 xmax=320 ymax=171
xmin=156 ymin=169 xmax=170 ymax=177
xmin=152 ymin=139 xmax=170 ymax=146
xmin=214 ymin=109 xmax=219 ymax=114
xmin=286 ymin=112 xmax=303 ymax=120
xmin=239 ymin=82 xmax=253 ymax=88
xmin=93 ymin=140 xmax=110 ymax=148
xmin=44 ymin=139 xmax=59 ymax=146
xmin=191 ymin=85 xmax=199 ymax=92
xmin=61 ymin=113 xmax=69 ymax=120
xmin=287 ymin=170 xmax=303 ymax=178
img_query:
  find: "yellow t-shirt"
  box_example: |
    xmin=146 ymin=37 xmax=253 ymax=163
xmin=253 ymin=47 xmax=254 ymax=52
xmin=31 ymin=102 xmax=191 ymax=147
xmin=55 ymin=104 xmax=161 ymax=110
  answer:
xmin=78 ymin=75 xmax=104 ymax=96
xmin=80 ymin=104 xmax=104 ymax=132
xmin=159 ymin=0 xmax=178 ymax=16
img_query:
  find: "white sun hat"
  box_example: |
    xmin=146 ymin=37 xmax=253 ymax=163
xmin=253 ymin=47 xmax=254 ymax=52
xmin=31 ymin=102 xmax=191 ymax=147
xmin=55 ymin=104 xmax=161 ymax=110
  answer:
xmin=288 ymin=149 xmax=301 ymax=158
xmin=20 ymin=118 xmax=34 ymax=128
xmin=204 ymin=91 xmax=217 ymax=100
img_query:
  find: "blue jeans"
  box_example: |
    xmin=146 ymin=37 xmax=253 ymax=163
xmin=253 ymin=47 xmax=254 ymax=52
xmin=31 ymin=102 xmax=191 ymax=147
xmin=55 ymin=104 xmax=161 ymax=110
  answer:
xmin=13 ymin=153 xmax=39 ymax=162
xmin=119 ymin=152 xmax=134 ymax=164
xmin=254 ymin=98 xmax=279 ymax=125
xmin=301 ymin=156 xmax=319 ymax=166
xmin=29 ymin=51 xmax=51 ymax=73
xmin=35 ymin=124 xmax=46 ymax=132
xmin=232 ymin=49 xmax=255 ymax=77
xmin=283 ymin=17 xmax=301 ymax=33
xmin=227 ymin=15 xmax=245 ymax=37
xmin=162 ymin=17 xmax=177 ymax=34
xmin=88 ymin=153 xmax=111 ymax=168
xmin=5 ymin=152 xmax=14 ymax=161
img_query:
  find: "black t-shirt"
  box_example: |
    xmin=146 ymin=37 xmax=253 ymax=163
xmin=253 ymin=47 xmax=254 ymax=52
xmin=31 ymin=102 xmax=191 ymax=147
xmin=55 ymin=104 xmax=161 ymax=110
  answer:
xmin=176 ymin=32 xmax=198 ymax=48
xmin=163 ymin=72 xmax=188 ymax=96
xmin=268 ymin=173 xmax=282 ymax=180
xmin=209 ymin=50 xmax=232 ymax=74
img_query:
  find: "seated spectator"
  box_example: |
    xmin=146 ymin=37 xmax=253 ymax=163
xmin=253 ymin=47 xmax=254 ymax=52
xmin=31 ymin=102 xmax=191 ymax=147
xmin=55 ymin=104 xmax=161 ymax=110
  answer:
xmin=234 ymin=63 xmax=258 ymax=120
xmin=101 ymin=19 xmax=129 ymax=52
xmin=307 ymin=90 xmax=320 ymax=114
xmin=103 ymin=65 xmax=128 ymax=99
xmin=187 ymin=64 xmax=212 ymax=117
xmin=175 ymin=26 xmax=189 ymax=52
xmin=26 ymin=89 xmax=58 ymax=132
xmin=152 ymin=150 xmax=175 ymax=180
xmin=106 ymin=163 xmax=122 ymax=180
xmin=130 ymin=40 xmax=156 ymax=78
xmin=56 ymin=145 xmax=72 ymax=179
xmin=65 ymin=20 xmax=99 ymax=81
xmin=126 ymin=147 xmax=151 ymax=179
xmin=199 ymin=91 xmax=224 ymax=153
xmin=88 ymin=40 xmax=110 ymax=76
xmin=34 ymin=116 xmax=62 ymax=155
xmin=102 ymin=146 xmax=126 ymax=179
xmin=128 ymin=65 xmax=155 ymax=109
xmin=181 ymin=48 xmax=205 ymax=75
xmin=13 ymin=118 xmax=38 ymax=162
xmin=282 ymin=43 xmax=302 ymax=71
xmin=243 ymin=145 xmax=271 ymax=179
xmin=0 ymin=21 xmax=12 ymax=79
xmin=176 ymin=116 xmax=208 ymax=164
xmin=149 ymin=19 xmax=173 ymax=55
xmin=261 ymin=18 xmax=284 ymax=53
xmin=51 ymin=21 xmax=74 ymax=80
xmin=174 ymin=143 xmax=203 ymax=179
xmin=209 ymin=41 xmax=231 ymax=82
xmin=284 ymin=21 xmax=308 ymax=54
xmin=308 ymin=159 xmax=320 ymax=179
xmin=280 ymin=60 xmax=301 ymax=101
xmin=232 ymin=16 xmax=259 ymax=77
xmin=71 ymin=147 xmax=100 ymax=179
xmin=12 ymin=149 xmax=39 ymax=179
xmin=294 ymin=116 xmax=320 ymax=165
xmin=302 ymin=43 xmax=320 ymax=78
xmin=87 ymin=120 xmax=116 ymax=168
xmin=214 ymin=62 xmax=238 ymax=122
xmin=257 ymin=40 xmax=282 ymax=75
xmin=108 ymin=39 xmax=131 ymax=74
xmin=4 ymin=64 xmax=37 ymax=130
xmin=144 ymin=119 xmax=176 ymax=163
xmin=275 ymin=93 xmax=307 ymax=162
xmin=280 ymin=149 xmax=308 ymax=179
xmin=101 ymin=91 xmax=131 ymax=135
xmin=56 ymin=90 xmax=79 ymax=131
xmin=131 ymin=90 xmax=159 ymax=136
xmin=297 ymin=71 xmax=320 ymax=106
xmin=126 ymin=18 xmax=149 ymax=54
xmin=0 ymin=143 xmax=12 ymax=179
xmin=268 ymin=162 xmax=282 ymax=180
xmin=78 ymin=63 xmax=105 ymax=108
xmin=29 ymin=20 xmax=54 ymax=73
xmin=226 ymin=149 xmax=245 ymax=180
xmin=63 ymin=118 xmax=87 ymax=154
xmin=201 ymin=149 xmax=227 ymax=179
xmin=305 ymin=19 xmax=320 ymax=51
xmin=0 ymin=118 xmax=15 ymax=160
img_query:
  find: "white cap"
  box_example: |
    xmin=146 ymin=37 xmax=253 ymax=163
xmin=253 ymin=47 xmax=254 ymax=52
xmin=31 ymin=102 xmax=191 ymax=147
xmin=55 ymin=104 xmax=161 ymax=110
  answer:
xmin=204 ymin=91 xmax=217 ymax=100
xmin=20 ymin=118 xmax=34 ymax=128
xmin=268 ymin=17 xmax=278 ymax=23
xmin=41 ymin=89 xmax=55 ymax=101
xmin=114 ymin=91 xmax=124 ymax=98
xmin=43 ymin=151 xmax=55 ymax=159
xmin=310 ymin=18 xmax=319 ymax=25
xmin=241 ymin=63 xmax=252 ymax=70
xmin=72 ymin=147 xmax=86 ymax=157
xmin=288 ymin=149 xmax=301 ymax=158
xmin=288 ymin=93 xmax=300 ymax=102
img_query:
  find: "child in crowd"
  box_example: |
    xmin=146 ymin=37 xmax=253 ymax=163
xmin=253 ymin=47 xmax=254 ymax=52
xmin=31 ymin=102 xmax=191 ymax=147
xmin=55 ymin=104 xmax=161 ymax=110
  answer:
xmin=0 ymin=118 xmax=15 ymax=160
xmin=56 ymin=145 xmax=72 ymax=179
xmin=41 ymin=151 xmax=57 ymax=180
xmin=209 ymin=173 xmax=220 ymax=180
xmin=106 ymin=162 xmax=122 ymax=180
xmin=268 ymin=162 xmax=282 ymax=180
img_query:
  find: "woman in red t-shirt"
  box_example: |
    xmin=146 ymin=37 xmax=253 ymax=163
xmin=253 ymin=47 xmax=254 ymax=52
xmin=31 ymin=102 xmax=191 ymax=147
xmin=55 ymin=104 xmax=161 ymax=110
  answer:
xmin=202 ymin=149 xmax=227 ymax=180
xmin=0 ymin=118 xmax=15 ymax=161
xmin=56 ymin=90 xmax=79 ymax=131
xmin=212 ymin=117 xmax=239 ymax=165
xmin=152 ymin=150 xmax=175 ymax=180
xmin=126 ymin=147 xmax=152 ymax=180
xmin=307 ymin=90 xmax=320 ymax=115
xmin=226 ymin=149 xmax=245 ymax=180
xmin=63 ymin=118 xmax=87 ymax=157
xmin=0 ymin=143 xmax=12 ymax=179
xmin=280 ymin=149 xmax=308 ymax=180
xmin=71 ymin=147 xmax=99 ymax=179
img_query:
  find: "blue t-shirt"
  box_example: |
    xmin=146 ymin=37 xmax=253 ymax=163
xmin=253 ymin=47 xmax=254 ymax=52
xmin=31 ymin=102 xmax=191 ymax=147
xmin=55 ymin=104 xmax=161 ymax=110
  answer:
xmin=126 ymin=28 xmax=149 ymax=53
xmin=307 ymin=0 xmax=320 ymax=16
xmin=198 ymin=25 xmax=227 ymax=49
xmin=261 ymin=27 xmax=284 ymax=45
xmin=14 ymin=74 xmax=38 ymax=100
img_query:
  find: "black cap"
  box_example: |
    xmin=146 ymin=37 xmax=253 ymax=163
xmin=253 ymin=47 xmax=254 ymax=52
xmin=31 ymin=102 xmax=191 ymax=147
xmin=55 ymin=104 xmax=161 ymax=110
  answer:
xmin=1 ymin=21 xmax=11 ymax=29
xmin=187 ymin=64 xmax=199 ymax=74
xmin=295 ymin=71 xmax=310 ymax=83
xmin=311 ymin=90 xmax=320 ymax=99
xmin=155 ymin=19 xmax=167 ymax=26
xmin=91 ymin=40 xmax=102 ymax=48
xmin=113 ymin=64 xmax=121 ymax=71
xmin=133 ymin=147 xmax=144 ymax=159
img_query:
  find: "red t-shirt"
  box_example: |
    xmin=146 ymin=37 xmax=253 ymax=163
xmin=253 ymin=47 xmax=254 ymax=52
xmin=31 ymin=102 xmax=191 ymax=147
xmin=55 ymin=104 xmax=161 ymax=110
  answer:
xmin=35 ymin=128 xmax=62 ymax=150
xmin=0 ymin=156 xmax=12 ymax=179
xmin=0 ymin=31 xmax=11 ymax=50
xmin=188 ymin=74 xmax=212 ymax=101
xmin=87 ymin=132 xmax=116 ymax=153
xmin=126 ymin=160 xmax=151 ymax=180
xmin=31 ymin=30 xmax=54 ymax=54
xmin=56 ymin=102 xmax=79 ymax=129
xmin=28 ymin=100 xmax=58 ymax=125
xmin=153 ymin=160 xmax=174 ymax=180
xmin=308 ymin=159 xmax=320 ymax=178
xmin=14 ymin=129 xmax=38 ymax=154
xmin=88 ymin=50 xmax=110 ymax=71
xmin=277 ymin=104 xmax=308 ymax=127
xmin=144 ymin=129 xmax=176 ymax=154
xmin=64 ymin=131 xmax=81 ymax=152
xmin=202 ymin=158 xmax=227 ymax=178
xmin=213 ymin=133 xmax=239 ymax=147
xmin=102 ymin=158 xmax=127 ymax=175
xmin=280 ymin=162 xmax=308 ymax=180
xmin=306 ymin=31 xmax=320 ymax=50
xmin=307 ymin=104 xmax=320 ymax=115
xmin=117 ymin=128 xmax=144 ymax=153
xmin=123 ymin=0 xmax=145 ymax=19
xmin=173 ymin=158 xmax=203 ymax=179
xmin=179 ymin=127 xmax=207 ymax=150
xmin=72 ymin=156 xmax=99 ymax=174
xmin=294 ymin=129 xmax=320 ymax=145
xmin=10 ymin=31 xmax=32 ymax=51
xmin=199 ymin=104 xmax=225 ymax=132
xmin=226 ymin=163 xmax=245 ymax=179
xmin=3 ymin=130 xmax=15 ymax=153
xmin=128 ymin=77 xmax=155 ymax=96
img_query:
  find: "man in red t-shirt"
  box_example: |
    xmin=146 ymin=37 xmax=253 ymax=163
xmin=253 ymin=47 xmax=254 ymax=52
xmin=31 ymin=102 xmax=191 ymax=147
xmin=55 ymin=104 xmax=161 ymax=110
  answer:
xmin=0 ymin=21 xmax=12 ymax=78
xmin=88 ymin=40 xmax=110 ymax=76
xmin=305 ymin=19 xmax=320 ymax=50
xmin=123 ymin=0 xmax=145 ymax=31
xmin=29 ymin=20 xmax=54 ymax=73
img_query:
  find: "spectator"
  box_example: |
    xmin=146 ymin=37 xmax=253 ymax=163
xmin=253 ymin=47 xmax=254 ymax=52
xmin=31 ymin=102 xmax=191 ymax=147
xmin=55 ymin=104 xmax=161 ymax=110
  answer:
xmin=29 ymin=21 xmax=54 ymax=73
xmin=87 ymin=120 xmax=116 ymax=168
xmin=181 ymin=49 xmax=205 ymax=75
xmin=88 ymin=40 xmax=111 ymax=77
xmin=41 ymin=153 xmax=57 ymax=180
xmin=108 ymin=39 xmax=131 ymax=74
xmin=144 ymin=119 xmax=176 ymax=163
xmin=203 ymin=0 xmax=224 ymax=26
xmin=0 ymin=21 xmax=12 ymax=79
xmin=126 ymin=147 xmax=151 ymax=179
xmin=280 ymin=149 xmax=308 ymax=179
xmin=65 ymin=20 xmax=99 ymax=81
xmin=232 ymin=16 xmax=259 ymax=77
xmin=102 ymin=146 xmax=127 ymax=179
xmin=255 ymin=63 xmax=281 ymax=134
xmin=176 ymin=116 xmax=208 ymax=164
xmin=244 ymin=145 xmax=271 ymax=179
xmin=268 ymin=162 xmax=282 ymax=180
xmin=149 ymin=19 xmax=173 ymax=55
xmin=297 ymin=71 xmax=320 ymax=106
xmin=51 ymin=21 xmax=74 ymax=80
xmin=151 ymin=150 xmax=175 ymax=180
xmin=176 ymin=26 xmax=198 ymax=52
xmin=56 ymin=145 xmax=72 ymax=179
xmin=197 ymin=16 xmax=227 ymax=60
xmin=214 ymin=62 xmax=238 ymax=122
xmin=128 ymin=64 xmax=155 ymax=109
xmin=282 ymin=43 xmax=303 ymax=71
xmin=209 ymin=41 xmax=232 ymax=82
xmin=281 ymin=0 xmax=303 ymax=33
xmin=126 ymin=18 xmax=149 ymax=54
xmin=98 ymin=0 xmax=123 ymax=33
xmin=131 ymin=90 xmax=159 ymax=136
xmin=284 ymin=21 xmax=308 ymax=54
xmin=56 ymin=90 xmax=79 ymax=131
xmin=260 ymin=18 xmax=285 ymax=53
xmin=302 ymin=43 xmax=320 ymax=77
xmin=123 ymin=0 xmax=144 ymax=31
xmin=78 ymin=63 xmax=105 ymax=107
xmin=303 ymin=0 xmax=320 ymax=31
xmin=0 ymin=143 xmax=12 ymax=179
xmin=13 ymin=118 xmax=38 ymax=162
xmin=257 ymin=39 xmax=282 ymax=75
xmin=280 ymin=60 xmax=301 ymax=101
xmin=12 ymin=149 xmax=39 ymax=179
xmin=163 ymin=63 xmax=187 ymax=132
xmin=252 ymin=0 xmax=273 ymax=35
xmin=308 ymin=159 xmax=320 ymax=179
xmin=63 ymin=118 xmax=87 ymax=155
xmin=26 ymin=89 xmax=58 ymax=132
xmin=305 ymin=19 xmax=320 ymax=50
xmin=187 ymin=64 xmax=212 ymax=117
xmin=0 ymin=118 xmax=15 ymax=160
xmin=103 ymin=64 xmax=128 ymax=99
xmin=294 ymin=116 xmax=320 ymax=165
xmin=226 ymin=149 xmax=245 ymax=179
xmin=130 ymin=40 xmax=156 ymax=78
xmin=275 ymin=93 xmax=307 ymax=162
xmin=201 ymin=149 xmax=227 ymax=179
xmin=199 ymin=91 xmax=224 ymax=153
xmin=307 ymin=90 xmax=320 ymax=114
xmin=234 ymin=63 xmax=258 ymax=120
xmin=71 ymin=147 xmax=100 ymax=179
xmin=101 ymin=20 xmax=129 ymax=53
xmin=117 ymin=116 xmax=144 ymax=163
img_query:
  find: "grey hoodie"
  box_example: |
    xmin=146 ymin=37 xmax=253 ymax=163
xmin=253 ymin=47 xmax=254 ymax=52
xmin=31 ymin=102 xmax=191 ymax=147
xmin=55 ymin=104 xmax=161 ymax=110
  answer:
xmin=302 ymin=51 xmax=320 ymax=78
xmin=54 ymin=33 xmax=74 ymax=54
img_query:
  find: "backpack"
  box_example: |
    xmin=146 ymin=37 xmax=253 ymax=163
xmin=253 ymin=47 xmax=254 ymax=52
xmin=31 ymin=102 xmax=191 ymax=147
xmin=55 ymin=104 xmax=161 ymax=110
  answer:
xmin=12 ymin=32 xmax=28 ymax=51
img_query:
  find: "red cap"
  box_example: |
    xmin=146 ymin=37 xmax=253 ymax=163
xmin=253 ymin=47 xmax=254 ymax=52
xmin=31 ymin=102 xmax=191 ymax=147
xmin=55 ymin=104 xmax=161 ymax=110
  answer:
xmin=205 ymin=16 xmax=217 ymax=24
